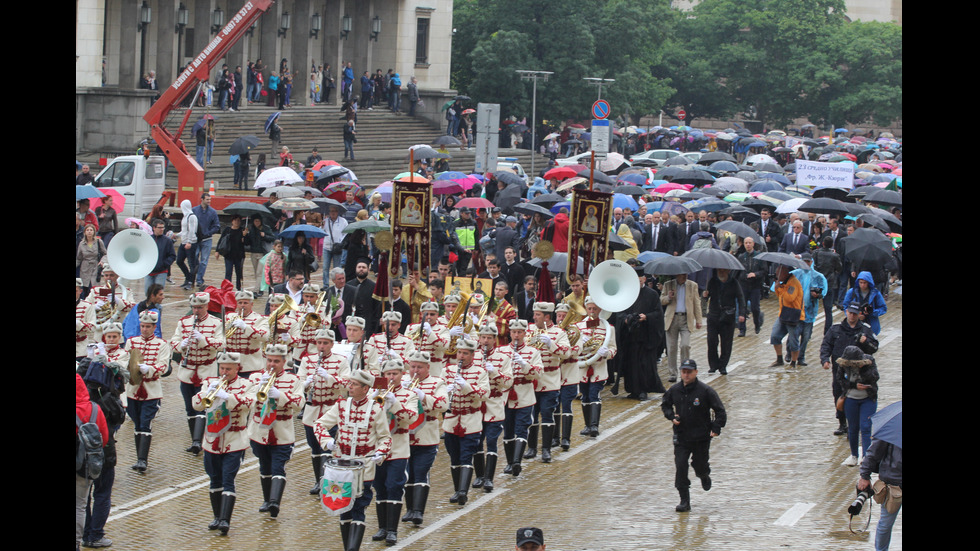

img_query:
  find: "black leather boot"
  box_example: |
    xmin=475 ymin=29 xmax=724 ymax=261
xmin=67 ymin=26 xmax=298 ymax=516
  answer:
xmin=133 ymin=432 xmax=151 ymax=472
xmin=511 ymin=439 xmax=527 ymax=477
xmin=385 ymin=502 xmax=401 ymax=545
xmin=590 ymin=403 xmax=602 ymax=437
xmin=560 ymin=414 xmax=573 ymax=450
xmin=340 ymin=521 xmax=351 ymax=550
xmin=268 ymin=476 xmax=286 ymax=518
xmin=411 ymin=484 xmax=429 ymax=525
xmin=208 ymin=489 xmax=222 ymax=530
xmin=449 ymin=466 xmax=461 ymax=503
xmin=346 ymin=521 xmax=366 ymax=551
xmin=502 ymin=440 xmax=515 ymax=474
xmin=188 ymin=416 xmax=205 ymax=455
xmin=372 ymin=502 xmax=388 ymax=540
xmin=523 ymin=425 xmax=538 ymax=459
xmin=401 ymin=484 xmax=415 ymax=522
xmin=471 ymin=452 xmax=485 ymax=488
xmin=483 ymin=453 xmax=497 ymax=493
xmin=310 ymin=454 xmax=324 ymax=495
xmin=185 ymin=418 xmax=198 ymax=454
xmin=258 ymin=476 xmax=272 ymax=512
xmin=551 ymin=415 xmax=562 ymax=448
xmin=217 ymin=492 xmax=236 ymax=535
xmin=676 ymin=487 xmax=691 ymax=512
xmin=456 ymin=465 xmax=474 ymax=506
xmin=540 ymin=424 xmax=554 ymax=463
xmin=579 ymin=402 xmax=593 ymax=436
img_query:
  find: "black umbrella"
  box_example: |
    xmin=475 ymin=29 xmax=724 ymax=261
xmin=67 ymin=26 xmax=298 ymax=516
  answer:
xmin=672 ymin=169 xmax=716 ymax=186
xmin=856 ymin=213 xmax=890 ymax=232
xmin=644 ymin=256 xmax=702 ymax=276
xmin=867 ymin=207 xmax=902 ymax=232
xmin=613 ymin=185 xmax=646 ymax=196
xmin=862 ymin=187 xmax=902 ymax=207
xmin=679 ymin=192 xmax=709 ymax=201
xmin=314 ymin=165 xmax=350 ymax=181
xmin=718 ymin=205 xmax=762 ymax=223
xmin=798 ymin=197 xmax=850 ymax=217
xmin=228 ymin=135 xmax=261 ymax=155
xmin=715 ymin=220 xmax=763 ymax=244
xmin=224 ymin=201 xmax=274 ymax=221
xmin=697 ymin=151 xmax=737 ymax=164
xmin=494 ymin=171 xmax=525 ymax=187
xmin=842 ymin=227 xmax=893 ymax=271
xmin=662 ymin=156 xmax=694 ymax=167
xmin=312 ymin=198 xmax=348 ymax=215
xmin=654 ymin=166 xmax=685 ymax=181
xmin=847 ymin=186 xmax=877 ymax=199
xmin=681 ymin=248 xmax=744 ymax=270
xmin=512 ymin=203 xmax=554 ymax=219
xmin=493 ymin=185 xmax=525 ymax=212
xmin=431 ymin=135 xmax=461 ymax=146
xmin=576 ymin=169 xmax=616 ymax=185
xmin=708 ymin=160 xmax=740 ymax=173
xmin=454 ymin=95 xmax=471 ymax=101
xmin=740 ymin=198 xmax=778 ymax=213
xmin=564 ymin=139 xmax=583 ymax=145
xmin=756 ymin=252 xmax=809 ymax=270
xmin=409 ymin=146 xmax=440 ymax=160
xmin=530 ymin=193 xmax=566 ymax=208
xmin=753 ymin=162 xmax=784 ymax=173
xmin=811 ymin=187 xmax=851 ymax=201
xmin=631 ymin=158 xmax=659 ymax=168
xmin=842 ymin=202 xmax=872 ymax=217
xmin=608 ymin=230 xmax=631 ymax=251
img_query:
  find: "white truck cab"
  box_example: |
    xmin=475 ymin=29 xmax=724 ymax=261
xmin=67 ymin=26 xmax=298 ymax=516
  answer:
xmin=93 ymin=155 xmax=167 ymax=219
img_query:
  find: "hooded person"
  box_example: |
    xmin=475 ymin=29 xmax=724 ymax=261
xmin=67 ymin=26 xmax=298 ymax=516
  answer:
xmin=841 ymin=271 xmax=887 ymax=335
xmin=177 ymin=200 xmax=201 ymax=289
xmin=540 ymin=211 xmax=570 ymax=253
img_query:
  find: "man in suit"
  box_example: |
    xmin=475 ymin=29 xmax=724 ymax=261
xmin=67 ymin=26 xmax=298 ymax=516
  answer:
xmin=390 ymin=280 xmax=413 ymax=334
xmin=513 ymin=276 xmax=537 ymax=323
xmin=660 ymin=274 xmax=703 ymax=383
xmin=264 ymin=271 xmax=307 ymax=315
xmin=492 ymin=217 xmax=521 ymax=262
xmin=751 ymin=208 xmax=782 ymax=251
xmin=501 ymin=247 xmax=525 ymax=302
xmin=778 ymin=220 xmax=810 ymax=255
xmin=681 ymin=211 xmax=700 ymax=252
xmin=351 ymin=259 xmax=382 ymax=335
xmin=325 ymin=267 xmax=356 ymax=330
xmin=642 ymin=212 xmax=673 ymax=254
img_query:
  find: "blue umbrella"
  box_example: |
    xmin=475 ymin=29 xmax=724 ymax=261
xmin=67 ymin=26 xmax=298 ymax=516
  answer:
xmin=279 ymin=224 xmax=328 ymax=239
xmin=436 ymin=171 xmax=469 ymax=180
xmin=265 ymin=112 xmax=282 ymax=134
xmin=690 ymin=200 xmax=731 ymax=213
xmin=612 ymin=194 xmax=639 ymax=210
xmin=549 ymin=201 xmax=571 ymax=214
xmin=76 ymin=185 xmax=106 ymax=201
xmin=867 ymin=173 xmax=897 ymax=183
xmin=750 ymin=179 xmax=785 ymax=193
xmin=637 ymin=250 xmax=671 ymax=263
xmin=644 ymin=179 xmax=671 ymax=190
xmin=870 ymin=400 xmax=901 ymax=448
xmin=834 ymin=128 xmax=849 ymax=133
xmin=618 ymin=173 xmax=647 ymax=186
xmin=76 ymin=160 xmax=83 ymax=171
xmin=756 ymin=172 xmax=793 ymax=186
xmin=192 ymin=117 xmax=208 ymax=136
xmin=659 ymin=201 xmax=690 ymax=217
xmin=708 ymin=160 xmax=739 ymax=173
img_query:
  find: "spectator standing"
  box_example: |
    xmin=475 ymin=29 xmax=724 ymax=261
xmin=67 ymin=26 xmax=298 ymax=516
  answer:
xmin=77 ymin=164 xmax=96 ymax=186
xmin=145 ymin=218 xmax=176 ymax=295
xmin=76 ymin=374 xmax=110 ymax=549
xmin=231 ymin=65 xmax=243 ymax=111
xmin=857 ymin=432 xmax=902 ymax=551
xmin=407 ymin=76 xmax=419 ymax=117
xmin=245 ymin=216 xmax=274 ymax=296
xmin=217 ymin=215 xmax=248 ymax=290
xmin=344 ymin=120 xmax=357 ymax=161
xmin=390 ymin=72 xmax=402 ymax=113
xmin=95 ymin=196 xmax=118 ymax=248
xmin=193 ymin=193 xmax=221 ymax=291
xmin=76 ymin=224 xmax=106 ymax=298
xmin=321 ymin=205 xmax=349 ymax=282
xmin=360 ymin=71 xmax=374 ymax=109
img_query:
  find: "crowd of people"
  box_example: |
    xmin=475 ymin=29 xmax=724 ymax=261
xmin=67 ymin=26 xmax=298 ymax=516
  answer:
xmin=76 ymin=127 xmax=901 ymax=550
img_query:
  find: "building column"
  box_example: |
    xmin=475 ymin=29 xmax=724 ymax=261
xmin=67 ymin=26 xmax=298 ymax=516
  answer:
xmin=155 ymin=0 xmax=176 ymax=87
xmin=119 ymin=0 xmax=139 ymax=88
xmin=289 ymin=0 xmax=312 ymax=105
xmin=76 ymin=0 xmax=106 ymax=88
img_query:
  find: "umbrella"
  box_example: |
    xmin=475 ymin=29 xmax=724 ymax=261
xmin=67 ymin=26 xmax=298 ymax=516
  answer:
xmin=708 ymin=160 xmax=740 ymax=173
xmin=456 ymin=197 xmax=495 ymax=210
xmin=292 ymin=186 xmax=324 ymax=197
xmin=750 ymin=179 xmax=785 ymax=193
xmin=556 ymin=177 xmax=589 ymax=193
xmin=312 ymin=198 xmax=348 ymax=215
xmin=324 ymin=181 xmax=362 ymax=195
xmin=637 ymin=251 xmax=671 ymax=263
xmin=494 ymin=185 xmax=526 ymax=212
xmin=432 ymin=181 xmax=463 ymax=195
xmin=870 ymin=401 xmax=902 ymax=449
xmin=261 ymin=185 xmax=304 ymax=198
xmin=314 ymin=165 xmax=350 ymax=181
xmin=192 ymin=116 xmax=212 ymax=136
xmin=279 ymin=224 xmax=328 ymax=239
xmin=228 ymin=135 xmax=261 ymax=155
xmin=862 ymin=187 xmax=902 ymax=207
xmin=654 ymin=182 xmax=691 ymax=194
xmin=614 ymin=185 xmax=646 ymax=196
xmin=739 ymin=198 xmax=777 ymax=213
xmin=527 ymin=253 xmax=587 ymax=274
xmin=491 ymin=171 xmax=524 ymax=188
xmin=373 ymin=182 xmax=393 ymax=202
xmin=431 ymin=135 xmax=461 ymax=146
xmin=89 ymin=188 xmax=125 ymax=213
xmin=681 ymin=248 xmax=744 ymax=270
xmin=842 ymin=202 xmax=872 ymax=217
xmin=454 ymin=95 xmax=471 ymax=101
xmin=254 ymin=166 xmax=303 ymax=188
xmin=452 ymin=176 xmax=481 ymax=191
xmin=723 ymin=192 xmax=753 ymax=203
xmin=756 ymin=252 xmax=809 ymax=270
xmin=687 ymin=200 xmax=730 ymax=213
xmin=549 ymin=201 xmax=572 ymax=214
xmin=544 ymin=166 xmax=581 ymax=181
xmin=753 ymin=162 xmax=784 ymax=173
xmin=617 ymin=173 xmax=648 ymax=186
xmin=436 ymin=171 xmax=469 ymax=181
xmin=543 ymin=132 xmax=560 ymax=141
xmin=409 ymin=145 xmax=441 ymax=160
xmin=662 ymin=156 xmax=694 ymax=167
xmin=718 ymin=205 xmax=762 ymax=223
xmin=672 ymin=169 xmax=716 ymax=186
xmin=224 ymin=201 xmax=274 ymax=220
xmin=715 ymin=220 xmax=763 ymax=243
xmin=271 ymin=197 xmax=318 ymax=211
xmin=775 ymin=197 xmax=807 ymax=214
xmin=311 ymin=159 xmax=341 ymax=172
xmin=576 ymin=169 xmax=616 ymax=185
xmin=343 ymin=218 xmax=391 ymax=234
xmin=264 ymin=112 xmax=281 ymax=133
xmin=124 ymin=217 xmax=152 ymax=234
xmin=842 ymin=227 xmax=893 ymax=271
xmin=798 ymin=197 xmax=850 ymax=216
xmin=643 ymin=256 xmax=702 ymax=276
xmin=530 ymin=193 xmax=566 ymax=207
xmin=811 ymin=187 xmax=851 ymax=201
xmin=712 ymin=177 xmax=750 ymax=193
xmin=698 ymin=151 xmax=737 ymax=164
xmin=76 ymin=185 xmax=106 ymax=201
xmin=512 ymin=203 xmax=554 ymax=218
xmin=746 ymin=154 xmax=777 ymax=165
xmin=612 ymin=194 xmax=639 ymax=210
xmin=856 ymin=213 xmax=889 ymax=232
xmin=600 ymin=153 xmax=631 ymax=173
xmin=441 ymin=100 xmax=454 ymax=111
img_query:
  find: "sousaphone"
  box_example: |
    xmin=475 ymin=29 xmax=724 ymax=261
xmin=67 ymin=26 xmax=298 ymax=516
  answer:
xmin=106 ymin=229 xmax=158 ymax=280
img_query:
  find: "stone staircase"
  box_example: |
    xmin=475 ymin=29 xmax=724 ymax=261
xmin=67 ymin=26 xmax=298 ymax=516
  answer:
xmin=162 ymin=104 xmax=538 ymax=194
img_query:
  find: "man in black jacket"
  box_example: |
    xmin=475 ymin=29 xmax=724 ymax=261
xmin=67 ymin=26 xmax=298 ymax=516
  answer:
xmin=820 ymin=304 xmax=878 ymax=437
xmin=736 ymin=237 xmax=767 ymax=336
xmin=661 ymin=359 xmax=726 ymax=513
xmin=702 ymin=268 xmax=746 ymax=375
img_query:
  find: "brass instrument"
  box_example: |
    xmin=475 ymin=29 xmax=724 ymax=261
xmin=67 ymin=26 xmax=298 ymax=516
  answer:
xmin=256 ymin=372 xmax=278 ymax=403
xmin=225 ymin=307 xmax=246 ymax=339
xmin=526 ymin=322 xmax=550 ymax=350
xmin=179 ymin=316 xmax=200 ymax=369
xmin=269 ymin=295 xmax=301 ymax=341
xmin=300 ymin=291 xmax=327 ymax=332
xmin=408 ymin=376 xmax=423 ymax=391
xmin=558 ymin=302 xmax=586 ymax=346
xmin=201 ymin=377 xmax=231 ymax=408
xmin=578 ymin=314 xmax=606 ymax=357
xmin=444 ymin=290 xmax=473 ymax=356
xmin=374 ymin=380 xmax=399 ymax=404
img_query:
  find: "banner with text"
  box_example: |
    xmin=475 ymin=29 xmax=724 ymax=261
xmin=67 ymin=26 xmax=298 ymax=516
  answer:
xmin=795 ymin=160 xmax=854 ymax=189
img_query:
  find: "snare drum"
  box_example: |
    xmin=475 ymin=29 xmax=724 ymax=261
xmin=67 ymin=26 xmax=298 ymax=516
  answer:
xmin=320 ymin=456 xmax=366 ymax=515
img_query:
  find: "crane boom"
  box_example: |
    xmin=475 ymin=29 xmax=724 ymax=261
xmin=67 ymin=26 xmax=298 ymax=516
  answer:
xmin=143 ymin=0 xmax=274 ymax=207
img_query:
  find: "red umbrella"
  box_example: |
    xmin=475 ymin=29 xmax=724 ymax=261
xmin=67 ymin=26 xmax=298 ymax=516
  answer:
xmin=456 ymin=197 xmax=495 ymax=210
xmin=311 ymin=159 xmax=341 ymax=171
xmin=432 ymin=181 xmax=463 ymax=195
xmin=462 ymin=108 xmax=475 ymax=115
xmin=543 ymin=166 xmax=581 ymax=181
xmin=568 ymin=123 xmax=586 ymax=129
xmin=90 ymin=188 xmax=126 ymax=213
xmin=452 ymin=177 xmax=481 ymax=191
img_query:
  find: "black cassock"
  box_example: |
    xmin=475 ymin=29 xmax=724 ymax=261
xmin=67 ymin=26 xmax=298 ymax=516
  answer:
xmin=613 ymin=285 xmax=667 ymax=394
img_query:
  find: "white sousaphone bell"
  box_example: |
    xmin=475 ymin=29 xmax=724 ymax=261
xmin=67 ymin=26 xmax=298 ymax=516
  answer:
xmin=106 ymin=228 xmax=158 ymax=280
xmin=587 ymin=260 xmax=640 ymax=319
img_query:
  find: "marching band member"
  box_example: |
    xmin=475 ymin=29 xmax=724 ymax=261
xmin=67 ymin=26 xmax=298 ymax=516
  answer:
xmin=298 ymin=328 xmax=350 ymax=495
xmin=523 ymin=302 xmax=570 ymax=463
xmin=442 ymin=338 xmax=490 ymax=506
xmin=76 ymin=279 xmax=96 ymax=359
xmin=472 ymin=323 xmax=513 ymax=493
xmin=315 ymin=369 xmax=392 ymax=551
xmin=437 ymin=293 xmax=460 ymax=327
xmin=364 ymin=311 xmax=415 ymax=371
xmin=124 ymin=311 xmax=172 ymax=473
xmin=502 ymin=320 xmax=542 ymax=477
xmin=223 ymin=291 xmax=269 ymax=375
xmin=405 ymin=301 xmax=449 ymax=378
xmin=246 ymin=344 xmax=305 ymax=519
xmin=490 ymin=281 xmax=518 ymax=346
xmin=340 ymin=315 xmax=369 ymax=373
xmin=86 ymin=263 xmax=136 ymax=339
xmin=401 ymin=350 xmax=449 ymax=526
xmin=170 ymin=292 xmax=225 ymax=455
xmin=576 ymin=296 xmax=617 ymax=438
xmin=292 ymin=284 xmax=328 ymax=362
xmin=370 ymin=358 xmax=420 ymax=546
xmin=100 ymin=321 xmax=130 ymax=367
xmin=266 ymin=293 xmax=300 ymax=350
xmin=554 ymin=303 xmax=579 ymax=451
xmin=192 ymin=352 xmax=254 ymax=536
xmin=442 ymin=294 xmax=478 ymax=372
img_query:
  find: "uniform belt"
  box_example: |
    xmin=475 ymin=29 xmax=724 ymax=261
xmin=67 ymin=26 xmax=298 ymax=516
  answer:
xmin=543 ymin=366 xmax=560 ymax=372
xmin=451 ymin=407 xmax=481 ymax=415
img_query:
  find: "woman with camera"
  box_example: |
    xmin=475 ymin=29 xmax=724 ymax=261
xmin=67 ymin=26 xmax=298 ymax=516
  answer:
xmin=835 ymin=345 xmax=878 ymax=467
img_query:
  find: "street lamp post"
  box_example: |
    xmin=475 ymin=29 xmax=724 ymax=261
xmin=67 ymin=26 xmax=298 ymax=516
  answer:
xmin=517 ymin=70 xmax=553 ymax=178
xmin=138 ymin=1 xmax=152 ymax=81
xmin=583 ymin=77 xmax=615 ymax=101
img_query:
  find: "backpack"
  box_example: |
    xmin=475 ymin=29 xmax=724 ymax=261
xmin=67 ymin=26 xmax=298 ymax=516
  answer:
xmin=76 ymin=404 xmax=105 ymax=480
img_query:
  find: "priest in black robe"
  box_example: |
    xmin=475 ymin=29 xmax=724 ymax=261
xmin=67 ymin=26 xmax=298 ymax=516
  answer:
xmin=612 ymin=270 xmax=667 ymax=399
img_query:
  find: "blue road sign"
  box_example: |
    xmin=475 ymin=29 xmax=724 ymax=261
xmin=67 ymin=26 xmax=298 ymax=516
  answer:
xmin=592 ymin=99 xmax=610 ymax=120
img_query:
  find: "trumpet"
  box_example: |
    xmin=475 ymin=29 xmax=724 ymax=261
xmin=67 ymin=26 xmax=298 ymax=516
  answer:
xmin=300 ymin=291 xmax=327 ymax=332
xmin=225 ymin=307 xmax=246 ymax=339
xmin=201 ymin=377 xmax=231 ymax=408
xmin=408 ymin=376 xmax=423 ymax=391
xmin=256 ymin=372 xmax=278 ymax=403
xmin=374 ymin=380 xmax=399 ymax=404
